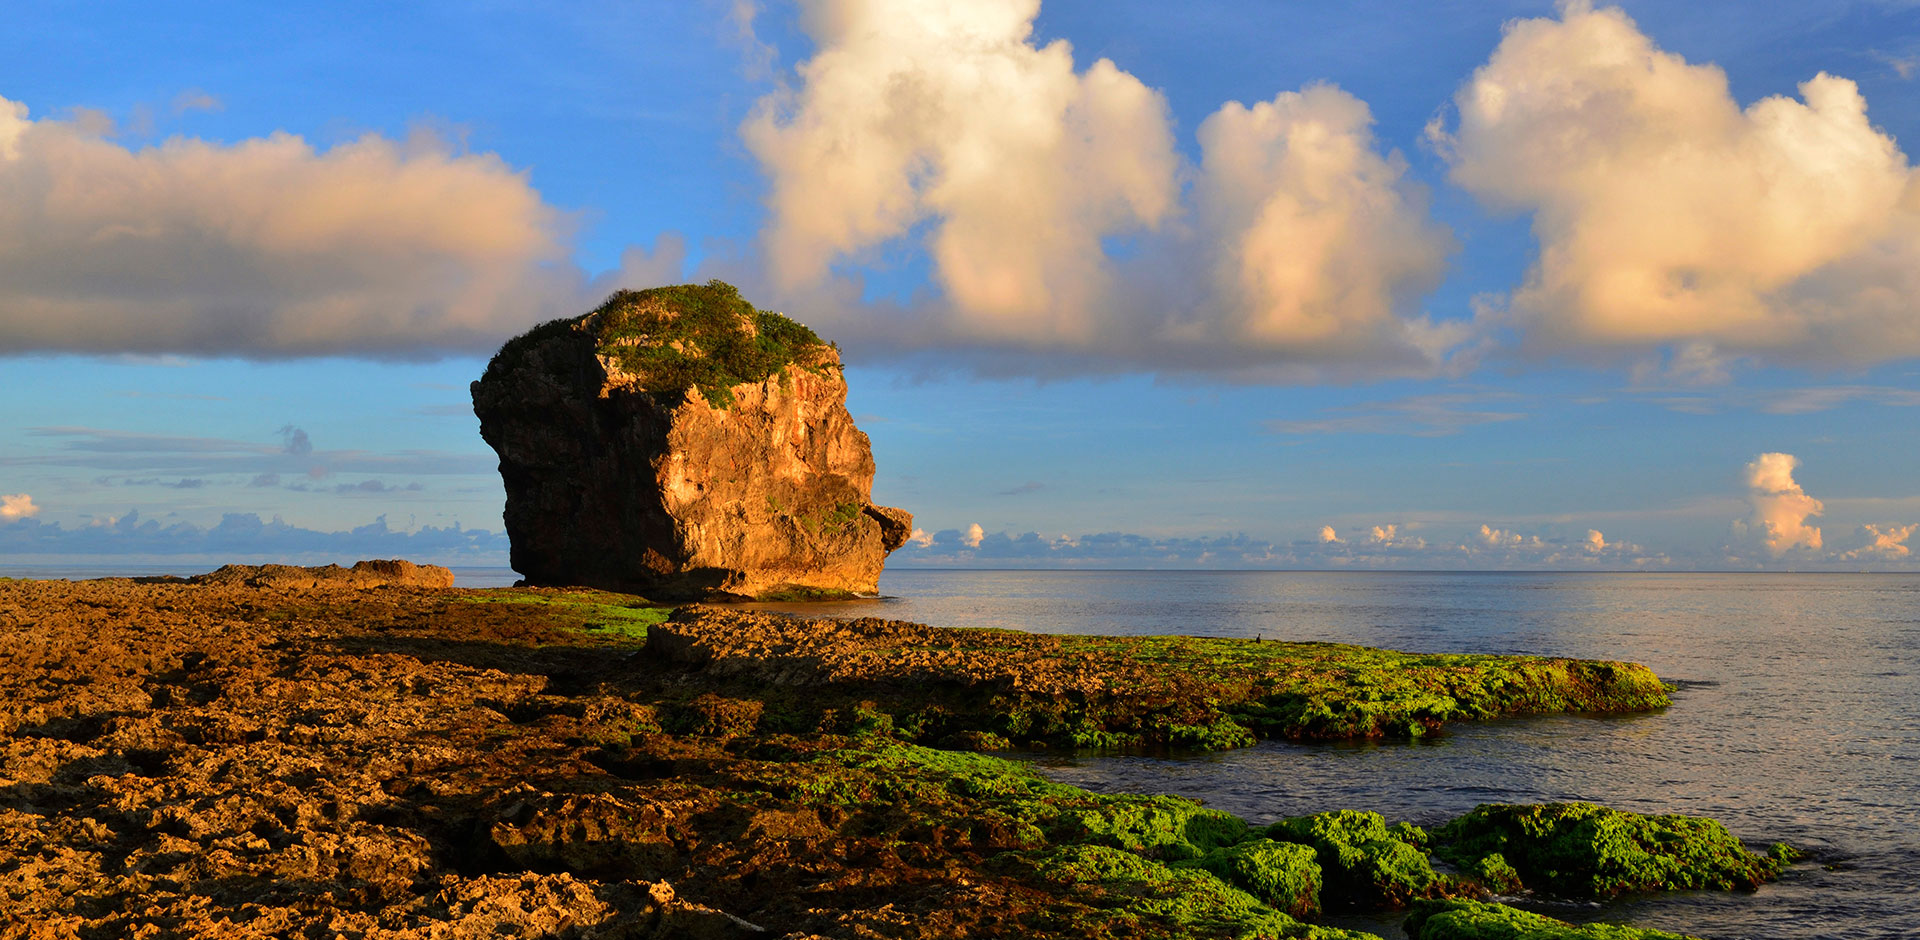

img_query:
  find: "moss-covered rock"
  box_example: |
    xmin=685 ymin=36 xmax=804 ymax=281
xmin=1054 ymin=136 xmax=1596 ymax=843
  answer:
xmin=654 ymin=607 xmax=1675 ymax=754
xmin=1265 ymin=810 xmax=1451 ymax=910
xmin=1404 ymin=899 xmax=1698 ymax=940
xmin=1051 ymin=793 xmax=1250 ymax=861
xmin=1027 ymin=844 xmax=1378 ymax=940
xmin=553 ymin=280 xmax=834 ymax=410
xmin=1178 ymin=838 xmax=1324 ymax=918
xmin=1433 ymin=802 xmax=1795 ymax=898
xmin=1470 ymin=853 xmax=1524 ymax=894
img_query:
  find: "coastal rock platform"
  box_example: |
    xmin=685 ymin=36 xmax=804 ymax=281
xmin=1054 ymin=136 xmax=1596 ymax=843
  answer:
xmin=0 ymin=575 xmax=1787 ymax=940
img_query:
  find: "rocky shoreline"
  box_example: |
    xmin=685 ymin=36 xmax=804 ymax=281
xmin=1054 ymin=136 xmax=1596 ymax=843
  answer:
xmin=0 ymin=574 xmax=1797 ymax=939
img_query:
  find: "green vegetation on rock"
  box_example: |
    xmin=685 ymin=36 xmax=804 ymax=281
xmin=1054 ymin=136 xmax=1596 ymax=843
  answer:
xmin=654 ymin=608 xmax=1676 ymax=756
xmin=1265 ymin=810 xmax=1451 ymax=909
xmin=1026 ymin=844 xmax=1372 ymax=940
xmin=1177 ymin=838 xmax=1325 ymax=918
xmin=1471 ymin=853 xmax=1524 ymax=894
xmin=1051 ymin=793 xmax=1250 ymax=860
xmin=1433 ymin=802 xmax=1796 ymax=898
xmin=485 ymin=280 xmax=833 ymax=410
xmin=593 ymin=280 xmax=832 ymax=408
xmin=455 ymin=588 xmax=670 ymax=640
xmin=1404 ymin=899 xmax=1698 ymax=940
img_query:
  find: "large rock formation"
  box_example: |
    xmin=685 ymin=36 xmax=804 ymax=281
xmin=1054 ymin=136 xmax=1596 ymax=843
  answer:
xmin=471 ymin=281 xmax=911 ymax=600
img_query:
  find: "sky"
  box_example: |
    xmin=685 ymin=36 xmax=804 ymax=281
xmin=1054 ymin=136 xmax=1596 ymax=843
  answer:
xmin=2 ymin=0 xmax=1919 ymax=571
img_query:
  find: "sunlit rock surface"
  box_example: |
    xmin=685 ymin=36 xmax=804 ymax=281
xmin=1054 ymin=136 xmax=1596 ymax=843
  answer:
xmin=472 ymin=281 xmax=910 ymax=599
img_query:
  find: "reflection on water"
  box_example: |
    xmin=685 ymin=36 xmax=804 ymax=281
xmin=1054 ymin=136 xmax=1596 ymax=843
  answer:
xmin=758 ymin=571 xmax=1920 ymax=940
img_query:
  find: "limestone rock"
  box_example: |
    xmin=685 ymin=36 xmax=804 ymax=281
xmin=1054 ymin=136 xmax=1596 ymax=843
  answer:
xmin=188 ymin=559 xmax=455 ymax=590
xmin=471 ymin=281 xmax=911 ymax=599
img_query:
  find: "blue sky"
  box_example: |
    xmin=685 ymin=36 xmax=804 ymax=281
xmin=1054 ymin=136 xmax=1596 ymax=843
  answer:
xmin=2 ymin=0 xmax=1918 ymax=570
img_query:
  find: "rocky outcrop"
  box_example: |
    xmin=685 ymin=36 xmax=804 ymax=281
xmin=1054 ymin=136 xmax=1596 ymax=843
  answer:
xmin=189 ymin=559 xmax=455 ymax=590
xmin=471 ymin=281 xmax=911 ymax=600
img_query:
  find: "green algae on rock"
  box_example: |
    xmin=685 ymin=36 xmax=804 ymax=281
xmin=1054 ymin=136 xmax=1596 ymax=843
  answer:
xmin=1404 ymin=899 xmax=1699 ymax=940
xmin=1176 ymin=838 xmax=1325 ymax=918
xmin=650 ymin=606 xmax=1673 ymax=752
xmin=1433 ymin=802 xmax=1798 ymax=898
xmin=1024 ymin=844 xmax=1373 ymax=940
xmin=493 ymin=280 xmax=833 ymax=411
xmin=1264 ymin=810 xmax=1452 ymax=910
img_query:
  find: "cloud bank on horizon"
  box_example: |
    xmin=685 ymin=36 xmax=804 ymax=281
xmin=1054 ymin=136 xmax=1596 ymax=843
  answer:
xmin=4 ymin=449 xmax=1913 ymax=569
xmin=0 ymin=1 xmax=1913 ymax=378
xmin=884 ymin=450 xmax=1915 ymax=570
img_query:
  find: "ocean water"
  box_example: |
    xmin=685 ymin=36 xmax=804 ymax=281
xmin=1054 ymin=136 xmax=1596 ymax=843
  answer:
xmin=754 ymin=570 xmax=1920 ymax=940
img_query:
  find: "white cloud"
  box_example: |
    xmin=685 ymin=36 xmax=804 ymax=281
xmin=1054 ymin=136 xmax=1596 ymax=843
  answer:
xmin=907 ymin=526 xmax=934 ymax=548
xmin=890 ymin=521 xmax=1679 ymax=570
xmin=1194 ymin=85 xmax=1454 ymax=359
xmin=962 ymin=522 xmax=985 ymax=548
xmin=1436 ymin=2 xmax=1920 ymax=367
xmin=1478 ymin=524 xmax=1536 ymax=549
xmin=0 ymin=493 xmax=38 ymax=520
xmin=1734 ymin=452 xmax=1824 ymax=555
xmin=0 ymin=94 xmax=683 ymax=358
xmin=740 ymin=0 xmax=1467 ymax=375
xmin=1585 ymin=529 xmax=1607 ymax=552
xmin=742 ymin=0 xmax=1178 ymax=342
xmin=1843 ymin=523 xmax=1915 ymax=560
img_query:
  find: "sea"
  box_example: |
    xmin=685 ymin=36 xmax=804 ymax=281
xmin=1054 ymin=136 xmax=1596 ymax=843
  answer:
xmin=8 ymin=565 xmax=1913 ymax=938
xmin=750 ymin=570 xmax=1920 ymax=940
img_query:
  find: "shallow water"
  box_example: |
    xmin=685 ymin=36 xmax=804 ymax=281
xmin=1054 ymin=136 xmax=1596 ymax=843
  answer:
xmin=759 ymin=570 xmax=1920 ymax=940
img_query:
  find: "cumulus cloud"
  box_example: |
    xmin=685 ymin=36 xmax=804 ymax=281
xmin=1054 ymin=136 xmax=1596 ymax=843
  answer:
xmin=1478 ymin=525 xmax=1537 ymax=549
xmin=1318 ymin=525 xmax=1342 ymax=543
xmin=962 ymin=522 xmax=986 ymax=549
xmin=1734 ymin=452 xmax=1824 ymax=555
xmin=1843 ymin=523 xmax=1915 ymax=560
xmin=1 ymin=493 xmax=38 ymax=520
xmin=741 ymin=0 xmax=1465 ymax=374
xmin=1585 ymin=529 xmax=1607 ymax=552
xmin=742 ymin=0 xmax=1178 ymax=342
xmin=1435 ymin=1 xmax=1920 ymax=367
xmin=1194 ymin=85 xmax=1454 ymax=360
xmin=0 ymin=95 xmax=678 ymax=358
xmin=907 ymin=527 xmax=934 ymax=548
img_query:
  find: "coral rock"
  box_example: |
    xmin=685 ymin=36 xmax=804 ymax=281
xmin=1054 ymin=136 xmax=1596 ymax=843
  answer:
xmin=472 ymin=282 xmax=911 ymax=599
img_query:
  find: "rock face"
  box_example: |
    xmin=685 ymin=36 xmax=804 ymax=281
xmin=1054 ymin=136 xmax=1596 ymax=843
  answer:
xmin=471 ymin=281 xmax=911 ymax=600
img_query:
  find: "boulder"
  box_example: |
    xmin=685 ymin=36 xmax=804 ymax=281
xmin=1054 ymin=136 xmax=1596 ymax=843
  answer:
xmin=471 ymin=281 xmax=912 ymax=600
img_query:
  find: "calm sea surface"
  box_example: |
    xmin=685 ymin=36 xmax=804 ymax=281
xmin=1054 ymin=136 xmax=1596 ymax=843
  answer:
xmin=753 ymin=570 xmax=1920 ymax=940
